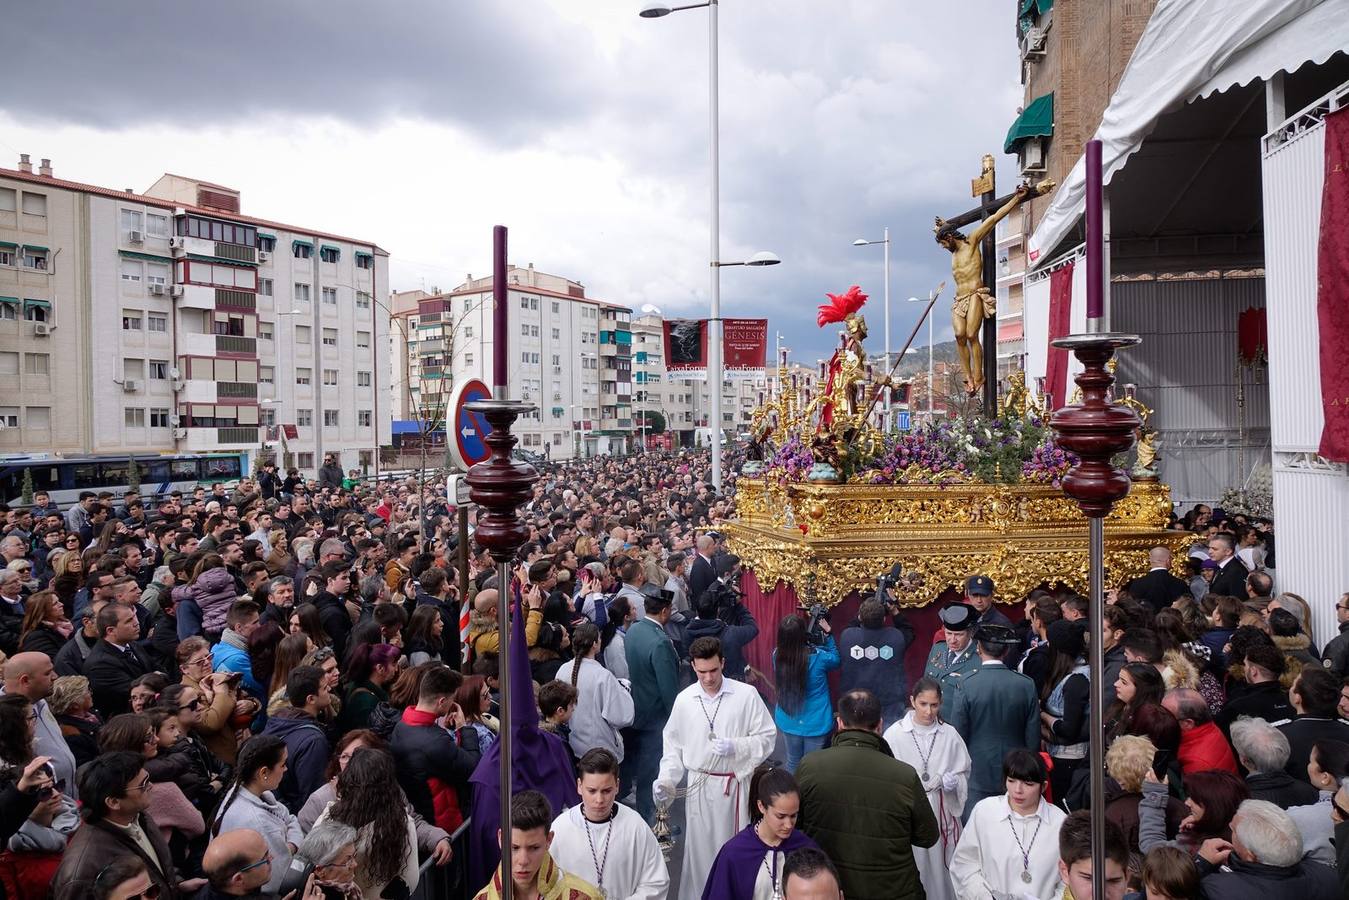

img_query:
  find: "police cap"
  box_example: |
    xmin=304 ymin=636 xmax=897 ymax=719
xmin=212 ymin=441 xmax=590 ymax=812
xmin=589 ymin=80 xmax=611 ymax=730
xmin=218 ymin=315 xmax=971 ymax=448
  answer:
xmin=965 ymin=575 xmax=995 ymax=596
xmin=938 ymin=603 xmax=977 ymax=631
xmin=975 ymin=624 xmax=1020 ymax=646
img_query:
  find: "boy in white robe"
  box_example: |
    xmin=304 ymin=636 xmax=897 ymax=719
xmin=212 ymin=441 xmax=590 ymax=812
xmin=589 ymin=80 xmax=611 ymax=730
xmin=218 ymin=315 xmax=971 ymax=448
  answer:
xmin=654 ymin=635 xmax=776 ymax=900
xmin=550 ymin=748 xmax=670 ymax=900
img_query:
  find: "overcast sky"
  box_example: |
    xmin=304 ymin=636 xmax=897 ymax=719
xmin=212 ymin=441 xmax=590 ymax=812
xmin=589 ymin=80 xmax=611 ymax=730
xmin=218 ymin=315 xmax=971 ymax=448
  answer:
xmin=2 ymin=0 xmax=1023 ymax=364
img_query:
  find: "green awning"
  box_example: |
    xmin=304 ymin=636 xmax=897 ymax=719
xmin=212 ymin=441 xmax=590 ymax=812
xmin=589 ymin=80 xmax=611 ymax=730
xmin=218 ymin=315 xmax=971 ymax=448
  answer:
xmin=354 ymin=250 xmax=373 ymax=260
xmin=257 ymin=232 xmax=277 ymax=240
xmin=320 ymin=244 xmax=340 ymax=254
xmin=1004 ymin=92 xmax=1054 ymax=152
xmin=186 ymin=253 xmax=254 ymax=268
xmin=22 ymin=244 xmax=49 ymax=252
xmin=24 ymin=299 xmax=51 ymax=309
xmin=1019 ymin=0 xmax=1052 ymax=15
xmin=119 ymin=250 xmax=174 ymax=264
xmin=292 ymin=240 xmax=314 ymax=251
xmin=0 ymin=241 xmax=16 ymax=249
xmin=0 ymin=297 xmax=18 ymax=305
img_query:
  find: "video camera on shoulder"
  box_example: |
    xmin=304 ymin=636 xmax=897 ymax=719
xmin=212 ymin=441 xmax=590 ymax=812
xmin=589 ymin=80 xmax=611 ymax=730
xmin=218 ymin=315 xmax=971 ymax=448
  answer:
xmin=803 ymin=603 xmax=830 ymax=647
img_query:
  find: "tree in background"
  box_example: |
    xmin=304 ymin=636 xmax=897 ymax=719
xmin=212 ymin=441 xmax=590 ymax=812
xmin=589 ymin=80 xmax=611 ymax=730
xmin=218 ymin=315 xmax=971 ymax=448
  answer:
xmin=20 ymin=468 xmax=33 ymax=506
xmin=126 ymin=457 xmax=141 ymax=496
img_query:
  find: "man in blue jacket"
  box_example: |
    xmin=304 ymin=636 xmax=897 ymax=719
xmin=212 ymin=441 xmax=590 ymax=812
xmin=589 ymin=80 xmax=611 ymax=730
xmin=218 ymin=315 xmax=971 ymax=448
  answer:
xmin=622 ymin=589 xmax=680 ymax=823
xmin=261 ymin=665 xmax=332 ymax=812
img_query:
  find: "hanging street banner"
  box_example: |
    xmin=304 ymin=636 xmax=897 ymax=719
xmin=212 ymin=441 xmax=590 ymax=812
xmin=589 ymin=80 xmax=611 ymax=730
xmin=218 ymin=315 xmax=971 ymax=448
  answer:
xmin=663 ymin=317 xmax=767 ymax=380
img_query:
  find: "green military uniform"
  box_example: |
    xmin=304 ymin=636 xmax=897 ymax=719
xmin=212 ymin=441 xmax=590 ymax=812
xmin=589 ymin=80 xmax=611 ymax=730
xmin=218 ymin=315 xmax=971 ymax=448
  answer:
xmin=945 ymin=625 xmax=1040 ymax=818
xmin=924 ymin=640 xmax=980 ymax=693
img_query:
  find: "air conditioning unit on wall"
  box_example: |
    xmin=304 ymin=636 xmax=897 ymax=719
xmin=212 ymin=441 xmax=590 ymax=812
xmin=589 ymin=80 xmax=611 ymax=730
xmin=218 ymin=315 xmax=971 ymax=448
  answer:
xmin=1020 ymin=137 xmax=1047 ymax=176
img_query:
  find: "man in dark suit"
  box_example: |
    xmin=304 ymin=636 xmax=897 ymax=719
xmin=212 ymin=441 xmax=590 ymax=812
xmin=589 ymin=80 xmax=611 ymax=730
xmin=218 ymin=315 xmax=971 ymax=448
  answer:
xmin=1206 ymin=533 xmax=1249 ymax=598
xmin=1126 ymin=546 xmax=1190 ymax=614
xmin=83 ymin=603 xmax=152 ymax=719
xmin=687 ymin=534 xmax=717 ymax=606
xmin=945 ymin=624 xmax=1040 ymax=816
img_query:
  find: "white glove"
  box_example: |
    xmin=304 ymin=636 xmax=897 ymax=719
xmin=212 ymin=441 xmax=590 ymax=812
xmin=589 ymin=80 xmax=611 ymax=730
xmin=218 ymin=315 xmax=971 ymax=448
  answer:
xmin=711 ymin=737 xmax=735 ymax=757
xmin=653 ymin=781 xmax=675 ymax=805
xmin=941 ymin=772 xmax=959 ymax=792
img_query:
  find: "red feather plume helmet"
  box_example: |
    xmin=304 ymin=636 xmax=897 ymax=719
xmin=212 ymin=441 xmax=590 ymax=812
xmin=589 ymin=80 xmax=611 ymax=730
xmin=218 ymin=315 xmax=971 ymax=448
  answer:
xmin=817 ymin=285 xmax=868 ymax=327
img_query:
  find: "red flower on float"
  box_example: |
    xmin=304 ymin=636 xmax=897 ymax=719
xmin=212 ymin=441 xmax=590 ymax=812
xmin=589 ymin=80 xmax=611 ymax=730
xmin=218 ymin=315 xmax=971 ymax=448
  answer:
xmin=816 ymin=285 xmax=869 ymax=327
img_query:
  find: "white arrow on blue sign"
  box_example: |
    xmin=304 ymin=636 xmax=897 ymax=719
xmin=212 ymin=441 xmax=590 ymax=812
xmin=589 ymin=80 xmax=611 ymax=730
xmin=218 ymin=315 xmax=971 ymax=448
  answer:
xmin=447 ymin=378 xmax=493 ymax=470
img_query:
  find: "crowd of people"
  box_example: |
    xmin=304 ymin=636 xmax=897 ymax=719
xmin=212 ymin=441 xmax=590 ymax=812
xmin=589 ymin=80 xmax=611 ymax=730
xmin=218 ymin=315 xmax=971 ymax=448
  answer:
xmin=0 ymin=451 xmax=1344 ymax=900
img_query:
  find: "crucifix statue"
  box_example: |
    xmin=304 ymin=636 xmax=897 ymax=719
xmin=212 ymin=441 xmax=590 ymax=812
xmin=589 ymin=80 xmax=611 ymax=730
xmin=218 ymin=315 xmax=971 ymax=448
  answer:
xmin=934 ymin=154 xmax=1054 ymax=413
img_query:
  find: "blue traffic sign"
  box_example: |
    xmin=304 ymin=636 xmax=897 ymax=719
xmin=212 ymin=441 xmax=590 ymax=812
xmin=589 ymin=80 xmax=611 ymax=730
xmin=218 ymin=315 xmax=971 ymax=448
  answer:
xmin=448 ymin=378 xmax=493 ymax=470
xmin=897 ymin=411 xmax=912 ymax=431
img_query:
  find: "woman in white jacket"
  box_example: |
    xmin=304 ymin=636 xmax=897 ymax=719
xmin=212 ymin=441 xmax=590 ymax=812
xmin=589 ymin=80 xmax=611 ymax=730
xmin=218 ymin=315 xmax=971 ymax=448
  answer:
xmin=883 ymin=677 xmax=971 ymax=900
xmin=213 ymin=735 xmax=304 ymax=895
xmin=555 ymin=623 xmax=635 ymax=762
xmin=312 ymin=748 xmax=419 ymax=900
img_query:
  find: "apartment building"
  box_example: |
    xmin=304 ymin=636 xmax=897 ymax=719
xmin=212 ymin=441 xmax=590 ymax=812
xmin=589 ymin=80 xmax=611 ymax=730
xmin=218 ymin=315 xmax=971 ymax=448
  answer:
xmin=389 ymin=265 xmax=633 ymax=460
xmin=0 ymin=156 xmax=390 ymax=473
xmin=995 ymin=216 xmax=1028 ymax=381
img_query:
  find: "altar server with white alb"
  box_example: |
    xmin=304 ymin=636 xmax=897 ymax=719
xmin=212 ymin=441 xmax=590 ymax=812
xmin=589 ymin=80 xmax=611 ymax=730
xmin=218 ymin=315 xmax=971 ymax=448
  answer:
xmin=550 ymin=748 xmax=669 ymax=900
xmin=655 ymin=636 xmax=776 ymax=900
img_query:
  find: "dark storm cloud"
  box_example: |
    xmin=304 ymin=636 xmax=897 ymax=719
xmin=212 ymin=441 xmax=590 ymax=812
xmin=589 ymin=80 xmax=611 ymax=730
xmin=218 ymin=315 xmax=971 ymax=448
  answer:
xmin=8 ymin=1 xmax=604 ymax=142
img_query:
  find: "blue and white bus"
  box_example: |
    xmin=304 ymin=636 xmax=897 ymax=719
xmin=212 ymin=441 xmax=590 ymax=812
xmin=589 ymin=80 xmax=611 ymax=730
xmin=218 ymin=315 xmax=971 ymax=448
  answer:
xmin=0 ymin=453 xmax=247 ymax=507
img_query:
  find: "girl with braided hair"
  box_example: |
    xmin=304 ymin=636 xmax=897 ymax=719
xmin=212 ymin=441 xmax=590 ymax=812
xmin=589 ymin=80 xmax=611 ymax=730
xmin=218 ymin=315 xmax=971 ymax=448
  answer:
xmin=555 ymin=622 xmax=635 ymax=762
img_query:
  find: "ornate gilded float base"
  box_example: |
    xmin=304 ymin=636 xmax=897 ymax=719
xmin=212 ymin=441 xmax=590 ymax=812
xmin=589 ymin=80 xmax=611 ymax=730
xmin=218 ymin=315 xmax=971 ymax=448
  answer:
xmin=727 ymin=479 xmax=1188 ymax=605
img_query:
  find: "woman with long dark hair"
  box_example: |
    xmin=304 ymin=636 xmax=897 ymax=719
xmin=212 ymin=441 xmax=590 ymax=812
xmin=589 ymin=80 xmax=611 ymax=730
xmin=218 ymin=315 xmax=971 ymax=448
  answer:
xmin=290 ymin=603 xmax=329 ymax=649
xmin=1039 ymin=619 xmax=1091 ymax=801
xmin=1104 ymin=662 xmax=1165 ymax=745
xmin=455 ymin=675 xmax=499 ymax=752
xmin=402 ymin=606 xmax=443 ymax=667
xmin=337 ymin=643 xmax=400 ymax=735
xmin=883 ymin=677 xmax=970 ymax=900
xmin=213 ymin=735 xmax=303 ymax=894
xmin=246 ymin=621 xmax=286 ymax=699
xmin=1139 ymin=768 xmax=1247 ymax=854
xmin=311 ymin=748 xmax=420 ymax=898
xmin=268 ymin=633 xmax=314 ymax=715
xmin=17 ymin=590 xmax=71 ymax=660
xmin=0 ymin=694 xmax=80 ymax=899
xmin=773 ymin=613 xmax=839 ymax=773
xmin=555 ymin=622 xmax=634 ymax=763
xmin=702 ymin=764 xmax=819 ymax=899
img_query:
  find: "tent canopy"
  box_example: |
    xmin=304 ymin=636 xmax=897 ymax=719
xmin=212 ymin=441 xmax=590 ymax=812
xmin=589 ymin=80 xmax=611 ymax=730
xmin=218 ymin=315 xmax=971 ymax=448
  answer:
xmin=1027 ymin=0 xmax=1349 ymax=271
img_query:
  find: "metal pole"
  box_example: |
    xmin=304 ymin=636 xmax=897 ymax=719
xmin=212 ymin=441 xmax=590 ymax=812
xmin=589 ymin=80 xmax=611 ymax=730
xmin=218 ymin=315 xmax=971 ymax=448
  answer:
xmin=882 ymin=226 xmax=890 ymax=431
xmin=457 ymin=502 xmax=470 ymax=648
xmin=708 ymin=0 xmax=722 ymax=493
xmin=312 ymin=236 xmax=324 ymax=475
xmin=1088 ymin=516 xmax=1106 ymax=900
xmin=495 ymin=559 xmax=513 ymax=900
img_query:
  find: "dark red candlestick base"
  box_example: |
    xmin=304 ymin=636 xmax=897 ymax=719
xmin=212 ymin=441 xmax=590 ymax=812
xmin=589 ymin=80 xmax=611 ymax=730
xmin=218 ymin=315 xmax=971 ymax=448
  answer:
xmin=465 ymin=399 xmax=538 ymax=564
xmin=1049 ymin=334 xmax=1141 ymax=518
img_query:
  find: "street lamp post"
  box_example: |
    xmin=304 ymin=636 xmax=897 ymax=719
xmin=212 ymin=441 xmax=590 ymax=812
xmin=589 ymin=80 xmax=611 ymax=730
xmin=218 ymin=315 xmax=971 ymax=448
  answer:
xmin=853 ymin=229 xmax=890 ymax=428
xmin=907 ymin=294 xmax=935 ymax=420
xmin=641 ymin=0 xmax=779 ymax=493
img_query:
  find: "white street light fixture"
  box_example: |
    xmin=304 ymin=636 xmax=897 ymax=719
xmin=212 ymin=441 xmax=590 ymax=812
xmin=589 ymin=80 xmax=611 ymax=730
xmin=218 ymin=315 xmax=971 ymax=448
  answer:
xmin=642 ymin=0 xmax=778 ymax=493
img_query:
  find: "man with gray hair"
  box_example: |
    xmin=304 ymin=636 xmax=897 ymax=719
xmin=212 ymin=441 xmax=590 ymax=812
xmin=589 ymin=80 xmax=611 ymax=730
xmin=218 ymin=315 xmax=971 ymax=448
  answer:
xmin=295 ymin=819 xmax=360 ymax=887
xmin=1162 ymin=688 xmax=1238 ymax=774
xmin=1230 ymin=717 xmax=1319 ymax=808
xmin=1194 ymin=799 xmax=1337 ymax=898
xmin=139 ymin=565 xmax=176 ymax=618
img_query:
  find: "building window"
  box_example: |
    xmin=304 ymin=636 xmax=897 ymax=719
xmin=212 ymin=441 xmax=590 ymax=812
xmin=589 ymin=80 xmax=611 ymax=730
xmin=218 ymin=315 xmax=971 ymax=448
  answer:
xmin=0 ymin=302 xmax=14 ymax=321
xmin=293 ymin=283 xmax=311 ymax=304
xmin=322 ymin=287 xmax=337 ymax=306
xmin=322 ymin=368 xmax=338 ymax=386
xmin=530 ymin=298 xmax=539 ymax=311
xmin=257 ymin=235 xmax=276 ymax=253
xmin=148 ymin=360 xmax=169 ymax=380
xmin=0 ymin=247 xmax=13 ymax=267
xmin=521 ymin=352 xmax=529 ymax=363
xmin=355 ymin=253 xmax=373 ymax=270
xmin=23 ymin=248 xmax=48 ymax=270
xmin=322 ymin=328 xmax=337 ymax=347
xmin=120 ymin=260 xmax=142 ymax=283
xmin=124 ymin=359 xmax=144 ymax=381
xmin=465 ymin=353 xmax=474 ymax=367
xmin=25 ymin=407 xmax=50 ymax=429
xmin=295 ymin=368 xmax=312 ymax=386
xmin=150 ymin=408 xmax=170 ymax=428
xmin=552 ymin=302 xmax=559 ymax=313
xmin=296 ymin=409 xmax=313 ymax=427
xmin=463 ymin=325 xmax=473 ymax=339
xmin=530 ymin=325 xmax=539 ymax=337
xmin=21 ymin=193 xmax=46 ymax=216
xmin=260 ymin=408 xmax=276 ymax=427
xmin=356 ymin=331 xmax=370 ymax=348
xmin=356 ymin=291 xmax=370 ymax=310
xmin=146 ymin=265 xmax=168 ymax=287
xmin=319 ymin=246 xmax=339 ymax=264
xmin=357 ymin=371 xmax=372 ymax=387
xmin=295 ymin=325 xmax=311 ymax=343
xmin=0 ymin=408 xmax=16 ymax=428
xmin=551 ymin=328 xmax=560 ymax=340
xmin=120 ymin=209 xmax=143 ymax=235
xmin=323 ymin=409 xmax=339 ymax=426
xmin=297 ymin=452 xmax=314 ymax=468
xmin=146 ymin=214 xmax=169 ymax=237
xmin=259 ymin=322 xmax=274 ymax=341
xmin=122 ymin=310 xmax=143 ymax=331
xmin=24 ymin=353 xmax=49 ymax=375
xmin=259 ymin=278 xmax=273 ymax=297
xmin=521 ymin=324 xmax=530 ymax=336
xmin=357 ymin=410 xmax=372 ymax=427
xmin=520 ymin=297 xmax=529 ymax=309
xmin=294 ymin=242 xmax=313 ymax=260
xmin=125 ymin=408 xmax=146 ymax=428
xmin=260 ymin=366 xmax=274 ymax=384
xmin=0 ymin=188 xmax=13 ymax=212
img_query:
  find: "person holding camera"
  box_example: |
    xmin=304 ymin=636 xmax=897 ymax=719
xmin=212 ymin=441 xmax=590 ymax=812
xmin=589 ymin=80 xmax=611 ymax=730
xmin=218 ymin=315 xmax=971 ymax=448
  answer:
xmin=773 ymin=613 xmax=840 ymax=772
xmin=686 ymin=555 xmax=759 ymax=682
xmin=839 ymin=598 xmax=912 ymax=730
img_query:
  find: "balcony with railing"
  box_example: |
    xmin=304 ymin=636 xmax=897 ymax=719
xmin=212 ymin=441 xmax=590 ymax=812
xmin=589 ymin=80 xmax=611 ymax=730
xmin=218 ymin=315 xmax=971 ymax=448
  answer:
xmin=215 ymin=289 xmax=256 ymax=311
xmin=217 ymin=426 xmax=259 ymax=444
xmin=217 ymin=381 xmax=259 ymax=399
xmin=214 ymin=242 xmax=257 ymax=264
xmin=216 ymin=335 xmax=257 ymax=355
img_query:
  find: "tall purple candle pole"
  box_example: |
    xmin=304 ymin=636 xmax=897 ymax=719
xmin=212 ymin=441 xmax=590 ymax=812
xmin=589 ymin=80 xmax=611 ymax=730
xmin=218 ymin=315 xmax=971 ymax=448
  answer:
xmin=493 ymin=225 xmax=508 ymax=393
xmin=1085 ymin=140 xmax=1104 ymax=327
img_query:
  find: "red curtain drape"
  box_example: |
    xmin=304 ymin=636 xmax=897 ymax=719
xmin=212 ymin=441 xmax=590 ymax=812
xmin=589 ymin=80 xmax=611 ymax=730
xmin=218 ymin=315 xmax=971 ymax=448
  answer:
xmin=1318 ymin=106 xmax=1349 ymax=462
xmin=1045 ymin=261 xmax=1075 ymax=410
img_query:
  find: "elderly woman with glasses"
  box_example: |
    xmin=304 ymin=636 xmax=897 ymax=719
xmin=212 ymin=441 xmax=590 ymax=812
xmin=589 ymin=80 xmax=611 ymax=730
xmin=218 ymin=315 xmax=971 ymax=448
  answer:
xmin=176 ymin=636 xmax=248 ymax=765
xmin=48 ymin=675 xmax=102 ymax=767
xmin=295 ymin=820 xmax=363 ymax=900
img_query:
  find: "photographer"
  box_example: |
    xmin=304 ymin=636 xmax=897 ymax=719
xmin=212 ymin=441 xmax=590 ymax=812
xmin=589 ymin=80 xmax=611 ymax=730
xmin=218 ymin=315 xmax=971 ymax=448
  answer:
xmin=686 ymin=555 xmax=759 ymax=681
xmin=839 ymin=593 xmax=913 ymax=729
xmin=774 ymin=613 xmax=841 ymax=772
